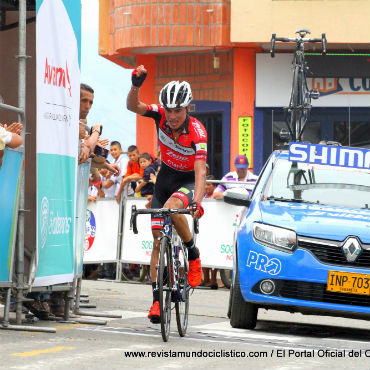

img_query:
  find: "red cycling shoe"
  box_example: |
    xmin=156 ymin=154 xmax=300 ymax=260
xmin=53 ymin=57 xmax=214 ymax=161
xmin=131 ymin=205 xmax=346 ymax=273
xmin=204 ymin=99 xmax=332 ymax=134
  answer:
xmin=148 ymin=301 xmax=160 ymax=324
xmin=188 ymin=258 xmax=202 ymax=287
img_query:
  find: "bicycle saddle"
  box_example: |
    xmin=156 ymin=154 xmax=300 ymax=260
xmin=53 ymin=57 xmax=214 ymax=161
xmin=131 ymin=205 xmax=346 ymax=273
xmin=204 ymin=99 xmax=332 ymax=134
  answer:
xmin=295 ymin=28 xmax=311 ymax=37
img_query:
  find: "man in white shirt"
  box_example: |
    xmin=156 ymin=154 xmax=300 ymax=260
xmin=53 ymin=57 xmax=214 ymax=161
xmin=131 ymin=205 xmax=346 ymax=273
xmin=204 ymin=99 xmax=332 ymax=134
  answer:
xmin=213 ymin=155 xmax=258 ymax=199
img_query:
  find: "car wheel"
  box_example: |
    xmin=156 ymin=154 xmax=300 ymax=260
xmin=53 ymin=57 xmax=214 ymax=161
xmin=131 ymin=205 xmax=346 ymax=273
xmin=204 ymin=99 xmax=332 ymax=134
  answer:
xmin=227 ymin=283 xmax=233 ymax=318
xmin=229 ymin=266 xmax=258 ymax=329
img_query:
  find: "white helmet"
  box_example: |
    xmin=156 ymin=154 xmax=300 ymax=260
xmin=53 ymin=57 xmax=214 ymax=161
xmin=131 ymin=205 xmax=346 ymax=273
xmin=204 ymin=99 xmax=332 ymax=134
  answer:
xmin=159 ymin=81 xmax=192 ymax=109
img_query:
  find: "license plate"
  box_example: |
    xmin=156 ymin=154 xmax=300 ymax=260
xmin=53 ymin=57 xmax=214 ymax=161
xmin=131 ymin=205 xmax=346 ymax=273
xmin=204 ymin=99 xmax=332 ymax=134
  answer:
xmin=327 ymin=271 xmax=370 ymax=295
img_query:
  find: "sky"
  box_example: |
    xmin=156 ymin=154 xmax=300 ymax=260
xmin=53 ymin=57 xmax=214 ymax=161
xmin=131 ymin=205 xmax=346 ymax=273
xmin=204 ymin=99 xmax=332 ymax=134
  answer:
xmin=81 ymin=0 xmax=136 ymax=156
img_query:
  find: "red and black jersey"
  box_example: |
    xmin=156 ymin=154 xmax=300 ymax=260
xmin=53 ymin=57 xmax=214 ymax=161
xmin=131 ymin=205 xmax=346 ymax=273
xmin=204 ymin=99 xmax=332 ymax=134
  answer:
xmin=144 ymin=104 xmax=207 ymax=172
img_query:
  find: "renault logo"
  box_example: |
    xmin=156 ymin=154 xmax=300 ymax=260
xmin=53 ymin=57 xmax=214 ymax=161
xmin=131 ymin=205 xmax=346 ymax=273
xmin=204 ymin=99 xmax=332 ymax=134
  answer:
xmin=342 ymin=237 xmax=362 ymax=263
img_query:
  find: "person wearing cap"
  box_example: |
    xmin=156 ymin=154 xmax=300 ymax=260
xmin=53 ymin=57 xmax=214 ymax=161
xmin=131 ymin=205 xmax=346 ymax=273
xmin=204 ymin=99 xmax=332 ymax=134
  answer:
xmin=213 ymin=154 xmax=258 ymax=199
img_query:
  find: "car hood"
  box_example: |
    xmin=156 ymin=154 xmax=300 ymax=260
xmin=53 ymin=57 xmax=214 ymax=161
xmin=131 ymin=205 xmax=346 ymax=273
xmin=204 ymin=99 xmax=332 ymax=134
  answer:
xmin=258 ymin=201 xmax=370 ymax=243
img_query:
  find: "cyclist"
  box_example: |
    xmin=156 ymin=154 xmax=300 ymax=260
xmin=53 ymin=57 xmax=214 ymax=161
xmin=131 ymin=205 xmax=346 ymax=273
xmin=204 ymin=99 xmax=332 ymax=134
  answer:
xmin=127 ymin=65 xmax=207 ymax=323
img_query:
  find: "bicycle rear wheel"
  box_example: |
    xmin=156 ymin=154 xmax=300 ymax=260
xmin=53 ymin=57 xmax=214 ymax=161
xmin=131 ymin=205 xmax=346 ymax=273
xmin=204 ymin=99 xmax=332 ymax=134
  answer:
xmin=159 ymin=237 xmax=172 ymax=342
xmin=175 ymin=246 xmax=189 ymax=337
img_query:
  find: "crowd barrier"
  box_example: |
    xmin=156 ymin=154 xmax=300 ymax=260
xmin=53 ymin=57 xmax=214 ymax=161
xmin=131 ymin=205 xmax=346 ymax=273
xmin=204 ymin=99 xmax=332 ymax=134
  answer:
xmin=84 ymin=198 xmax=121 ymax=263
xmin=83 ymin=196 xmax=243 ymax=272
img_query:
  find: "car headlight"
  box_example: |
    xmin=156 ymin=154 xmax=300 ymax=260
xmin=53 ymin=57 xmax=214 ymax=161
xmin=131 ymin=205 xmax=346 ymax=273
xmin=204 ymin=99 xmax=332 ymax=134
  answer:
xmin=253 ymin=223 xmax=297 ymax=252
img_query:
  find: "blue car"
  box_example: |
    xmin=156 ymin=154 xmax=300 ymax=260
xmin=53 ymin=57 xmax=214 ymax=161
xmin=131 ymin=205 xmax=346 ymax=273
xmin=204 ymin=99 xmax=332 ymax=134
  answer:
xmin=225 ymin=144 xmax=370 ymax=329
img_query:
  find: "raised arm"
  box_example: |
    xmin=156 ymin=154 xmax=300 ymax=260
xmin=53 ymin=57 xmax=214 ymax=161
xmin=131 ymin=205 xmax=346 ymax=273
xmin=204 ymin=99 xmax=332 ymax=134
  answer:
xmin=126 ymin=65 xmax=149 ymax=115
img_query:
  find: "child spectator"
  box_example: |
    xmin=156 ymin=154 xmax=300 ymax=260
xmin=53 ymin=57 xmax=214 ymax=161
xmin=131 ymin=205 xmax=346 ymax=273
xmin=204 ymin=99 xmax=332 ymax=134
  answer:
xmin=135 ymin=152 xmax=157 ymax=197
xmin=100 ymin=168 xmax=116 ymax=199
xmin=154 ymin=145 xmax=161 ymax=172
xmin=88 ymin=175 xmax=104 ymax=202
xmin=109 ymin=141 xmax=128 ymax=195
xmin=116 ymin=145 xmax=144 ymax=203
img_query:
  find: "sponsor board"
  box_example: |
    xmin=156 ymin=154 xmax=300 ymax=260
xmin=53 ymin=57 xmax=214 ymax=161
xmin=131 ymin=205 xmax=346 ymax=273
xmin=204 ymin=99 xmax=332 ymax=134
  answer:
xmin=34 ymin=0 xmax=80 ymax=286
xmin=289 ymin=142 xmax=370 ymax=170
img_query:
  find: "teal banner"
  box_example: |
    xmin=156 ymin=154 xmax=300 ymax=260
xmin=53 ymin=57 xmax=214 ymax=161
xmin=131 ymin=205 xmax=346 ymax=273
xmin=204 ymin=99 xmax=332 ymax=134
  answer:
xmin=36 ymin=154 xmax=75 ymax=281
xmin=0 ymin=149 xmax=22 ymax=283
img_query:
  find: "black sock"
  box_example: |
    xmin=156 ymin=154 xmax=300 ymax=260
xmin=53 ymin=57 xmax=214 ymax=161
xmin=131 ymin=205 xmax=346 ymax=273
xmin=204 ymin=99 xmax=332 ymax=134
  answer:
xmin=184 ymin=239 xmax=199 ymax=261
xmin=152 ymin=282 xmax=159 ymax=303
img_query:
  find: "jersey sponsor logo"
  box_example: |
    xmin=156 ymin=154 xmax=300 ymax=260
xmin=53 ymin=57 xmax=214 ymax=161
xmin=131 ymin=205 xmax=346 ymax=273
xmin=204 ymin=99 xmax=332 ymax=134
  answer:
xmin=289 ymin=142 xmax=370 ymax=170
xmin=178 ymin=187 xmax=190 ymax=194
xmin=159 ymin=130 xmax=195 ymax=156
xmin=192 ymin=121 xmax=207 ymax=139
xmin=167 ymin=159 xmax=189 ymax=170
xmin=165 ymin=149 xmax=189 ymax=162
xmin=195 ymin=142 xmax=207 ymax=152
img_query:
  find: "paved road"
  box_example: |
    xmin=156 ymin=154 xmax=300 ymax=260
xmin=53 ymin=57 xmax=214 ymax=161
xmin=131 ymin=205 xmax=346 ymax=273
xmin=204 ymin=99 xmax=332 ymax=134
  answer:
xmin=1 ymin=280 xmax=370 ymax=370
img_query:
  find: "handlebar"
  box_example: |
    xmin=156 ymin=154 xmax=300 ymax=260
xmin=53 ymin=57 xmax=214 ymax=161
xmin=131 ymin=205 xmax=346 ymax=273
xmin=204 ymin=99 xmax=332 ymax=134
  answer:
xmin=270 ymin=32 xmax=327 ymax=57
xmin=130 ymin=205 xmax=199 ymax=235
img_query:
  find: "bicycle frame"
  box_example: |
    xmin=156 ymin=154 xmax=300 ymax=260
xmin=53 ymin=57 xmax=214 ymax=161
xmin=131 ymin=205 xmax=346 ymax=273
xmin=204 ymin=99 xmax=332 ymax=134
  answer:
xmin=271 ymin=29 xmax=327 ymax=141
xmin=130 ymin=205 xmax=198 ymax=297
xmin=161 ymin=216 xmax=181 ymax=295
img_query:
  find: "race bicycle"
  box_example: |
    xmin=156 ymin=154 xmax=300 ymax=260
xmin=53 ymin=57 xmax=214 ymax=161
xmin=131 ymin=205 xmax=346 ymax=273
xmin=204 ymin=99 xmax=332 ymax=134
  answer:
xmin=130 ymin=206 xmax=199 ymax=342
xmin=270 ymin=29 xmax=327 ymax=141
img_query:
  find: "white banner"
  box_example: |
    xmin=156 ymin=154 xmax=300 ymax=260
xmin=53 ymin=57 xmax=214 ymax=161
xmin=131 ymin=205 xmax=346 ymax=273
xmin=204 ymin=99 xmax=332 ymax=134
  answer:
xmin=121 ymin=198 xmax=163 ymax=265
xmin=120 ymin=198 xmax=243 ymax=269
xmin=196 ymin=200 xmax=243 ymax=269
xmin=83 ymin=199 xmax=120 ymax=263
xmin=256 ymin=53 xmax=370 ymax=107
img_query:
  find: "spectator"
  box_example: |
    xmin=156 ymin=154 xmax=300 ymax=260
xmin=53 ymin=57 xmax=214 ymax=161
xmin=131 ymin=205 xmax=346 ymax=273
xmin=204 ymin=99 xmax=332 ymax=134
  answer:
xmin=204 ymin=174 xmax=217 ymax=199
xmin=201 ymin=174 xmax=218 ymax=288
xmin=100 ymin=168 xmax=116 ymax=199
xmin=116 ymin=145 xmax=144 ymax=203
xmin=0 ymin=122 xmax=23 ymax=169
xmin=154 ymin=145 xmax=161 ymax=172
xmin=78 ymin=83 xmax=120 ymax=176
xmin=109 ymin=140 xmax=128 ymax=196
xmin=87 ymin=175 xmax=104 ymax=202
xmin=78 ymin=83 xmax=100 ymax=164
xmin=205 ymin=163 xmax=211 ymax=176
xmin=213 ymin=155 xmax=258 ymax=199
xmin=135 ymin=152 xmax=157 ymax=197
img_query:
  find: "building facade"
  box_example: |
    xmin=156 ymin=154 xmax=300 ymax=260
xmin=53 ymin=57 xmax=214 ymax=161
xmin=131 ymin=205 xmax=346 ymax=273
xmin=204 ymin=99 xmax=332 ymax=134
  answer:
xmin=99 ymin=0 xmax=370 ymax=176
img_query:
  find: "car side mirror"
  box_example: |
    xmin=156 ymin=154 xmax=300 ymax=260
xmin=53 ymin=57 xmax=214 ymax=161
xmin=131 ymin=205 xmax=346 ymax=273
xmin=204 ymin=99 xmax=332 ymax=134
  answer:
xmin=223 ymin=188 xmax=251 ymax=207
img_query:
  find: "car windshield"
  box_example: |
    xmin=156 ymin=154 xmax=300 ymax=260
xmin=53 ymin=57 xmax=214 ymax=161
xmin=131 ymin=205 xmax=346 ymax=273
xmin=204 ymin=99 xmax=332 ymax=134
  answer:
xmin=263 ymin=157 xmax=370 ymax=209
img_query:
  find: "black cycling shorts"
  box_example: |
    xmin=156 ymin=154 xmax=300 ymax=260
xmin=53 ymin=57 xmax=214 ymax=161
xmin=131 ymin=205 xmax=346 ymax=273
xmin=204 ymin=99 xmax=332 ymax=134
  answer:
xmin=151 ymin=163 xmax=195 ymax=230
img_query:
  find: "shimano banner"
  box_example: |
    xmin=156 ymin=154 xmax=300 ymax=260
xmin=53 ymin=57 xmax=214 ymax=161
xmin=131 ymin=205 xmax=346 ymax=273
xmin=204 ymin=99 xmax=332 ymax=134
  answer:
xmin=289 ymin=142 xmax=370 ymax=170
xmin=0 ymin=149 xmax=22 ymax=284
xmin=35 ymin=0 xmax=81 ymax=286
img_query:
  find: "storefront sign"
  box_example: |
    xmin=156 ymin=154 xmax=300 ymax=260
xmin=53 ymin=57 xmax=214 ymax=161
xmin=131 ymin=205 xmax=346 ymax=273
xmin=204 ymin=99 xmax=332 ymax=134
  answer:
xmin=239 ymin=117 xmax=252 ymax=163
xmin=256 ymin=54 xmax=370 ymax=107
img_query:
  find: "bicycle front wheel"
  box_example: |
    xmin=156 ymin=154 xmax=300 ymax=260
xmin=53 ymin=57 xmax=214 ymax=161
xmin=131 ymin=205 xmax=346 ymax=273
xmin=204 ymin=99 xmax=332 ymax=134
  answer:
xmin=175 ymin=246 xmax=189 ymax=337
xmin=159 ymin=236 xmax=172 ymax=342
